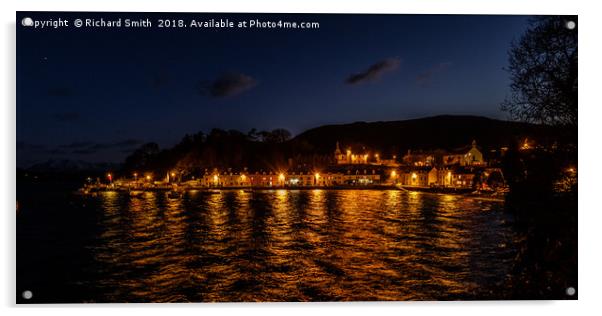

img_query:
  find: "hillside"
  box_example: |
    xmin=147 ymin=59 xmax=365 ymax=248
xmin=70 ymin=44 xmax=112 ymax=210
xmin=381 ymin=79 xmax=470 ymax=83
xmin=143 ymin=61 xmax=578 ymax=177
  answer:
xmin=25 ymin=115 xmax=564 ymax=176
xmin=289 ymin=115 xmax=562 ymax=156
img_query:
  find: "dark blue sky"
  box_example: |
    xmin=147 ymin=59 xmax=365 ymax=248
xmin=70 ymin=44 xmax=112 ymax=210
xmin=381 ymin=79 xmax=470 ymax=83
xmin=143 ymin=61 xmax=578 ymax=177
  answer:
xmin=17 ymin=12 xmax=531 ymax=165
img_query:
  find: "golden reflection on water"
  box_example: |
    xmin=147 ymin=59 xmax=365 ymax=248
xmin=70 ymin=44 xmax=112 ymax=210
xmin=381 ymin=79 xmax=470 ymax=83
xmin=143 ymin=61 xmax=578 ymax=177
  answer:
xmin=89 ymin=189 xmax=516 ymax=302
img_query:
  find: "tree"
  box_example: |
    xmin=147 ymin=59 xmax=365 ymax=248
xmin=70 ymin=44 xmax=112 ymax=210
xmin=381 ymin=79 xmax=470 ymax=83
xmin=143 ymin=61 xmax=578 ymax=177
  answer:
xmin=269 ymin=129 xmax=292 ymax=143
xmin=123 ymin=142 xmax=160 ymax=171
xmin=502 ymin=16 xmax=577 ymax=128
xmin=247 ymin=128 xmax=260 ymax=141
xmin=257 ymin=129 xmax=292 ymax=143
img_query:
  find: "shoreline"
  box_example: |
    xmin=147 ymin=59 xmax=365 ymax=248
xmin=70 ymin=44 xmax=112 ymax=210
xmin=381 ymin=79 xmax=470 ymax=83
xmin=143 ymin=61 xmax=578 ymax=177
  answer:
xmin=79 ymin=185 xmax=506 ymax=202
xmin=85 ymin=184 xmax=401 ymax=192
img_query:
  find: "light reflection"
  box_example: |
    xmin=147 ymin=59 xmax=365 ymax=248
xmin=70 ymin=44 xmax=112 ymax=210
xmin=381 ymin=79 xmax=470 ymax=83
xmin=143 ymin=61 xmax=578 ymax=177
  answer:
xmin=207 ymin=191 xmax=228 ymax=238
xmin=441 ymin=194 xmax=456 ymax=202
xmin=234 ymin=189 xmax=251 ymax=224
xmin=89 ymin=189 xmax=517 ymax=301
xmin=307 ymin=189 xmax=327 ymax=226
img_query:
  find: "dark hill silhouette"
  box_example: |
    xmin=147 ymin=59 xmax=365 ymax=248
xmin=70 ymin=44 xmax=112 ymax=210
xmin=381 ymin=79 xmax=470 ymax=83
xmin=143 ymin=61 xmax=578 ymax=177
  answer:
xmin=290 ymin=115 xmax=561 ymax=156
xmin=114 ymin=115 xmax=565 ymax=177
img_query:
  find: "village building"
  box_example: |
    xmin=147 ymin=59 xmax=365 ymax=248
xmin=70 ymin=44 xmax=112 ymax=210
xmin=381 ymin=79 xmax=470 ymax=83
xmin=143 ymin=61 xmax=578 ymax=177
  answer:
xmin=431 ymin=166 xmax=479 ymax=189
xmin=340 ymin=168 xmax=381 ymax=185
xmin=442 ymin=140 xmax=485 ymax=166
xmin=200 ymin=169 xmax=252 ymax=187
xmin=378 ymin=156 xmax=399 ymax=167
xmin=334 ymin=141 xmax=370 ymax=165
xmin=401 ymin=140 xmax=485 ymax=168
xmin=402 ymin=150 xmax=437 ymax=166
xmin=166 ymin=139 xmax=494 ymax=189
xmin=198 ymin=167 xmax=352 ymax=188
xmin=448 ymin=166 xmax=477 ymax=188
xmin=399 ymin=166 xmax=438 ymax=187
xmin=249 ymin=171 xmax=276 ymax=187
xmin=334 ymin=141 xmax=399 ymax=167
xmin=284 ymin=168 xmax=319 ymax=186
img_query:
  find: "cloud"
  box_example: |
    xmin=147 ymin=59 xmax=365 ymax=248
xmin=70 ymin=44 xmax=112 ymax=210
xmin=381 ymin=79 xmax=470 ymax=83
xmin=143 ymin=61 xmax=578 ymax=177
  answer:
xmin=199 ymin=73 xmax=257 ymax=97
xmin=416 ymin=62 xmax=452 ymax=86
xmin=345 ymin=58 xmax=401 ymax=85
xmin=59 ymin=139 xmax=144 ymax=154
xmin=54 ymin=112 xmax=80 ymax=122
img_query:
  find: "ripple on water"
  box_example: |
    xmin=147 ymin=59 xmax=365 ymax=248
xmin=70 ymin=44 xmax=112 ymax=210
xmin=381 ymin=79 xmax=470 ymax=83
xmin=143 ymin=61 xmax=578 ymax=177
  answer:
xmin=86 ymin=190 xmax=517 ymax=302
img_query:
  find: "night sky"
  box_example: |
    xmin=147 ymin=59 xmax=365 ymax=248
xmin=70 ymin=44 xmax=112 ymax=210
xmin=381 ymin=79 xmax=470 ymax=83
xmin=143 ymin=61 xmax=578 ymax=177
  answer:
xmin=17 ymin=12 xmax=531 ymax=166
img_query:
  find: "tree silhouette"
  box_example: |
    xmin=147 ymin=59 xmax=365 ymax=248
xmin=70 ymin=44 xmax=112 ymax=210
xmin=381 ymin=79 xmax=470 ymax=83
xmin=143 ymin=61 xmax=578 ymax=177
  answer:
xmin=267 ymin=129 xmax=292 ymax=143
xmin=502 ymin=16 xmax=577 ymax=128
xmin=123 ymin=142 xmax=160 ymax=172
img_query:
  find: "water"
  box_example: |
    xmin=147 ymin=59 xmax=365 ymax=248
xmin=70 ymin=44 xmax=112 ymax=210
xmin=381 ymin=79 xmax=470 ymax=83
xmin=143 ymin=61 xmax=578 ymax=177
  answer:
xmin=17 ymin=182 xmax=518 ymax=302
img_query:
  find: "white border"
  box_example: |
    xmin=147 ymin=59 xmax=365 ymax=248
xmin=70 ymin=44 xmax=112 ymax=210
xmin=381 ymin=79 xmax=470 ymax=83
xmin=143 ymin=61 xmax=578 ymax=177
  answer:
xmin=3 ymin=1 xmax=600 ymax=316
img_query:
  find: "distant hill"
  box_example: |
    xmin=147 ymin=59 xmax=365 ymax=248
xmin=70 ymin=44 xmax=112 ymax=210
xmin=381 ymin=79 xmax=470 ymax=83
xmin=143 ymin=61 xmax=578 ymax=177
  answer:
xmin=40 ymin=115 xmax=564 ymax=176
xmin=290 ymin=115 xmax=562 ymax=156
